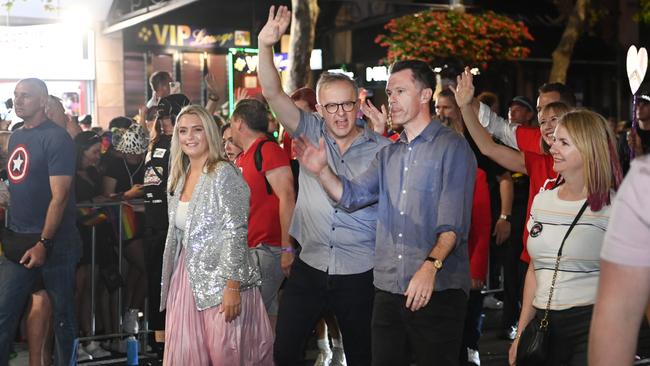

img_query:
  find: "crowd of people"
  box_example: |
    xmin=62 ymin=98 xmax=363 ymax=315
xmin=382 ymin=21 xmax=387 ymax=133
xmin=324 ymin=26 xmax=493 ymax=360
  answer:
xmin=0 ymin=5 xmax=649 ymax=366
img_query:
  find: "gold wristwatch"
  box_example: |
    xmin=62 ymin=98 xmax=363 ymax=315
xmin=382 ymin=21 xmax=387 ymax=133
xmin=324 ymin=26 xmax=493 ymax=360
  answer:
xmin=425 ymin=256 xmax=443 ymax=270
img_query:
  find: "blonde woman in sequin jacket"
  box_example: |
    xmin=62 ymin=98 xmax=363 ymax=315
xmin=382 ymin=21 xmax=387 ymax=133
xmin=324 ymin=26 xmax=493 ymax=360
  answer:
xmin=159 ymin=104 xmax=274 ymax=365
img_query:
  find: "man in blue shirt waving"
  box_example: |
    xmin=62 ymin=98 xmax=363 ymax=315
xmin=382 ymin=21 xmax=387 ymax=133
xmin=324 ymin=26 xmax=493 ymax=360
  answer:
xmin=296 ymin=60 xmax=477 ymax=365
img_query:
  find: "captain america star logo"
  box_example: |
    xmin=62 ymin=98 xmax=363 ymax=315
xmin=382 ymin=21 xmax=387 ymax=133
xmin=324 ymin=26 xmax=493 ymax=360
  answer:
xmin=7 ymin=144 xmax=30 ymax=183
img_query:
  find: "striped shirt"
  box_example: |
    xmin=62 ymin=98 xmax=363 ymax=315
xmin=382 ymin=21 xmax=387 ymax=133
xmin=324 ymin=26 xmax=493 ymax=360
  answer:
xmin=527 ymin=188 xmax=611 ymax=310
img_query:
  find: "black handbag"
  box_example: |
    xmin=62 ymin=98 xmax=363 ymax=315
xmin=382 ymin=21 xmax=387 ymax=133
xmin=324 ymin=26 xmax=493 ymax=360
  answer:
xmin=1 ymin=229 xmax=41 ymax=264
xmin=516 ymin=201 xmax=589 ymax=366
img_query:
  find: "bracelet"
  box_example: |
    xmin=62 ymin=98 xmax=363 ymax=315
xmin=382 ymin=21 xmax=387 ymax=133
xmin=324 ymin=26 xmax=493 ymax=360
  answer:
xmin=208 ymin=95 xmax=219 ymax=101
xmin=224 ymin=286 xmax=240 ymax=292
xmin=281 ymin=246 xmax=295 ymax=254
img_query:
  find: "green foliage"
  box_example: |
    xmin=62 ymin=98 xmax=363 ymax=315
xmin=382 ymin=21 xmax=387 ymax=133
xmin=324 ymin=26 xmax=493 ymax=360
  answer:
xmin=637 ymin=0 xmax=650 ymax=24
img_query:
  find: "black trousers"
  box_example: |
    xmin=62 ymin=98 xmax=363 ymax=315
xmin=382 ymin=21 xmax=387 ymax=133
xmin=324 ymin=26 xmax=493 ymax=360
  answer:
xmin=494 ymin=201 xmax=527 ymax=330
xmin=459 ymin=289 xmax=484 ymax=363
xmin=531 ymin=305 xmax=593 ymax=366
xmin=372 ymin=288 xmax=467 ymax=366
xmin=144 ymin=226 xmax=167 ymax=332
xmin=274 ymin=257 xmax=374 ymax=366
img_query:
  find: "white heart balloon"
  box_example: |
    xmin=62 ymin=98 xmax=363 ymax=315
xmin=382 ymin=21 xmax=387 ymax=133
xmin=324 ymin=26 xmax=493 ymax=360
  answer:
xmin=639 ymin=47 xmax=648 ymax=88
xmin=627 ymin=45 xmax=648 ymax=95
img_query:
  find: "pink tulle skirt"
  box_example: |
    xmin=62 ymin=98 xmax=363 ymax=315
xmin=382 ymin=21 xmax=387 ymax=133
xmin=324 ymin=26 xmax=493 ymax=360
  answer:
xmin=163 ymin=250 xmax=274 ymax=365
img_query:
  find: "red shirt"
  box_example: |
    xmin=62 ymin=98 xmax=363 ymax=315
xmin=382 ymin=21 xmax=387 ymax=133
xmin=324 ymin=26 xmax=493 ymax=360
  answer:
xmin=282 ymin=131 xmax=293 ymax=160
xmin=236 ymin=137 xmax=290 ymax=248
xmin=469 ymin=168 xmax=491 ymax=281
xmin=517 ymin=126 xmax=558 ymax=262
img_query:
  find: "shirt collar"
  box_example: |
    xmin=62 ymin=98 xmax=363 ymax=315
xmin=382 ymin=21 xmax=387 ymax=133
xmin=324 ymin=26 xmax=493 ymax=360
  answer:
xmin=397 ymin=118 xmax=442 ymax=143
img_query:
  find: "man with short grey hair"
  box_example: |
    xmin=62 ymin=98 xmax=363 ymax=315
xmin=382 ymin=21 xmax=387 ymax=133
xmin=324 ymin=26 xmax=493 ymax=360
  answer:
xmin=258 ymin=6 xmax=390 ymax=365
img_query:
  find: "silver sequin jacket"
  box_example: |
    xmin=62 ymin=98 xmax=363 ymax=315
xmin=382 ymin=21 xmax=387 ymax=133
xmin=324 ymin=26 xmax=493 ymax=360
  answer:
xmin=160 ymin=162 xmax=261 ymax=311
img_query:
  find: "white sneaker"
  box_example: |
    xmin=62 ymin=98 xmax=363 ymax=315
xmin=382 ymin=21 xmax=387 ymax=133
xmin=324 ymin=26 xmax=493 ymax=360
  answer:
xmin=330 ymin=348 xmax=347 ymax=366
xmin=77 ymin=346 xmax=93 ymax=362
xmin=482 ymin=295 xmax=503 ymax=310
xmin=467 ymin=348 xmax=481 ymax=366
xmin=85 ymin=341 xmax=111 ymax=358
xmin=314 ymin=349 xmax=332 ymax=366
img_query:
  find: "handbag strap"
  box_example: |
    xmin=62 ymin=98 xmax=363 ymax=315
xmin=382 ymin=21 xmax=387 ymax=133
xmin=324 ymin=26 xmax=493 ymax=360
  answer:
xmin=539 ymin=199 xmax=589 ymax=329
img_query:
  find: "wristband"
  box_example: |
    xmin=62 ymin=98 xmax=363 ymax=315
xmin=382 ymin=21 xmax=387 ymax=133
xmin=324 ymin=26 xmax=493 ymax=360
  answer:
xmin=281 ymin=246 xmax=295 ymax=254
xmin=224 ymin=286 xmax=240 ymax=292
xmin=40 ymin=237 xmax=53 ymax=251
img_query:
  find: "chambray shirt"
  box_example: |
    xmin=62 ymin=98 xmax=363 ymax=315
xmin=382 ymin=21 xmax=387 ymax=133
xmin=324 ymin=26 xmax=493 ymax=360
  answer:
xmin=289 ymin=111 xmax=391 ymax=275
xmin=338 ymin=120 xmax=476 ymax=295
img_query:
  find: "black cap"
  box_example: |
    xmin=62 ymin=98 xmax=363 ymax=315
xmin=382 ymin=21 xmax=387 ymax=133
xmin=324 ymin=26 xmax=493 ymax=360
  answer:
xmin=74 ymin=131 xmax=100 ymax=150
xmin=157 ymin=94 xmax=190 ymax=122
xmin=508 ymin=96 xmax=535 ymax=113
xmin=79 ymin=115 xmax=92 ymax=126
xmin=639 ymin=90 xmax=650 ymax=104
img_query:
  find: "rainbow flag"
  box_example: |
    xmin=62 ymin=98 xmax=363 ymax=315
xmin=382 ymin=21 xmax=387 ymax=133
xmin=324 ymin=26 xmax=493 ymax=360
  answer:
xmin=107 ymin=204 xmax=139 ymax=241
xmin=120 ymin=205 xmax=138 ymax=241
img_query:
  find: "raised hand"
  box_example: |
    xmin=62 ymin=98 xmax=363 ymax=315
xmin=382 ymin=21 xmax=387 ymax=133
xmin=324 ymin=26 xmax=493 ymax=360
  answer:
xmin=235 ymin=87 xmax=250 ymax=103
xmin=258 ymin=5 xmax=291 ymax=48
xmin=452 ymin=67 xmax=475 ymax=107
xmin=361 ymin=99 xmax=388 ymax=134
xmin=204 ymin=73 xmax=219 ymax=99
xmin=293 ymin=135 xmax=328 ymax=176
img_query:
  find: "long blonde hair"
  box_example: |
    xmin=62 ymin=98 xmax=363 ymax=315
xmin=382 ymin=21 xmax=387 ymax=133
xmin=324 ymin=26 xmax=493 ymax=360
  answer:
xmin=557 ymin=109 xmax=622 ymax=211
xmin=168 ymin=105 xmax=227 ymax=193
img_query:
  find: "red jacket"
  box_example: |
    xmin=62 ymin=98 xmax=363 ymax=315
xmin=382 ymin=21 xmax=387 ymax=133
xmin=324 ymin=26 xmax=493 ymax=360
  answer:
xmin=468 ymin=168 xmax=491 ymax=281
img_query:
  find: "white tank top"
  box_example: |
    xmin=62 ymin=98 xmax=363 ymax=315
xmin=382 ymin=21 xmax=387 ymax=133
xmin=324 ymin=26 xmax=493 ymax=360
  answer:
xmin=175 ymin=201 xmax=189 ymax=230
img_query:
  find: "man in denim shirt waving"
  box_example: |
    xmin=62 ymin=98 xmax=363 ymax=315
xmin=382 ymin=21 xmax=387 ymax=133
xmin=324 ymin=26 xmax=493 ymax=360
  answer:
xmin=296 ymin=60 xmax=477 ymax=366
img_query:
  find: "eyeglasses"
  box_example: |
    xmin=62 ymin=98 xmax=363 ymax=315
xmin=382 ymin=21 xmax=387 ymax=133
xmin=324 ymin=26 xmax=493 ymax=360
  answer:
xmin=322 ymin=101 xmax=357 ymax=114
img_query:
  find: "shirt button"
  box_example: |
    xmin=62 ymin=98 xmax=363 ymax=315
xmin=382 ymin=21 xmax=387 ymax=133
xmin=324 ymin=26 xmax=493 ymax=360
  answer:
xmin=398 ymin=233 xmax=403 ymax=238
xmin=330 ymin=245 xmax=334 ymax=249
xmin=334 ymin=209 xmax=338 ymax=213
xmin=341 ymin=160 xmax=344 ymax=163
xmin=402 ymin=190 xmax=406 ymax=194
xmin=332 ymin=227 xmax=336 ymax=231
xmin=408 ymin=147 xmax=412 ymax=151
xmin=400 ymin=211 xmax=404 ymax=215
xmin=398 ymin=254 xmax=402 ymax=259
xmin=404 ymin=167 xmax=408 ymax=171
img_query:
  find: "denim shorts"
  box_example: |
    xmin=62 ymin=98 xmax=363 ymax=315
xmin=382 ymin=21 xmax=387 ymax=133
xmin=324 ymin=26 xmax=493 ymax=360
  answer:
xmin=251 ymin=244 xmax=284 ymax=316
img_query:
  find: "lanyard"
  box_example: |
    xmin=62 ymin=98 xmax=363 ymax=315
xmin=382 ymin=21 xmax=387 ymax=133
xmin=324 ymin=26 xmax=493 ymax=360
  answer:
xmin=122 ymin=157 xmax=143 ymax=187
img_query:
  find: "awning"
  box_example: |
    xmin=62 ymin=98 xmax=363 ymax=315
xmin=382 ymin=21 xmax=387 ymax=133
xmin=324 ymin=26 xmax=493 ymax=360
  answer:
xmin=103 ymin=0 xmax=199 ymax=35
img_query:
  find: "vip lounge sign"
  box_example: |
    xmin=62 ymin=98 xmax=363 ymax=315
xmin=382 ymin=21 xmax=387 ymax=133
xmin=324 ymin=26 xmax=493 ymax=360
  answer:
xmin=133 ymin=23 xmax=250 ymax=49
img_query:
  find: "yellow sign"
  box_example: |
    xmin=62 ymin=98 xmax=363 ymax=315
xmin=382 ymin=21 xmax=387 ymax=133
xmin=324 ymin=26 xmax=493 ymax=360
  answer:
xmin=134 ymin=24 xmax=249 ymax=49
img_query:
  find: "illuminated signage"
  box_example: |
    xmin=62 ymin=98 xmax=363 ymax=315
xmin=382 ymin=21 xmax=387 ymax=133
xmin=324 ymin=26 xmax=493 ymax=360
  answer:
xmin=130 ymin=23 xmax=250 ymax=49
xmin=232 ymin=50 xmax=322 ymax=73
xmin=366 ymin=66 xmax=388 ymax=82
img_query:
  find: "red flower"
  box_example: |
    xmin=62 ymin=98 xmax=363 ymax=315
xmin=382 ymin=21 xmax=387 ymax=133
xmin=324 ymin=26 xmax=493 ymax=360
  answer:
xmin=375 ymin=9 xmax=533 ymax=68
